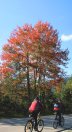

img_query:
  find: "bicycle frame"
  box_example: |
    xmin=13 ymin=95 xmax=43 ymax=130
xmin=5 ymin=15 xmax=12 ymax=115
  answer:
xmin=53 ymin=113 xmax=64 ymax=129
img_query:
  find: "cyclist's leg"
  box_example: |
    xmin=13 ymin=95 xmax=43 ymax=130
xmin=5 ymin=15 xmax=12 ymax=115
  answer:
xmin=32 ymin=111 xmax=38 ymax=129
xmin=58 ymin=111 xmax=61 ymax=125
xmin=61 ymin=114 xmax=64 ymax=127
xmin=56 ymin=111 xmax=58 ymax=119
xmin=34 ymin=113 xmax=38 ymax=128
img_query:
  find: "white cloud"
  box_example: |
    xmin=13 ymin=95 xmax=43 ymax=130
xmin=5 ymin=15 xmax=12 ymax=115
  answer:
xmin=61 ymin=34 xmax=72 ymax=41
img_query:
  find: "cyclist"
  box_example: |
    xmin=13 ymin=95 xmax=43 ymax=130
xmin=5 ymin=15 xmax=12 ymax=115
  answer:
xmin=53 ymin=98 xmax=64 ymax=126
xmin=29 ymin=96 xmax=43 ymax=131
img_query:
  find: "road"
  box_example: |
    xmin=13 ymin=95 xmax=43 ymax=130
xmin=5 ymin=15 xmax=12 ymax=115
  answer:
xmin=0 ymin=115 xmax=72 ymax=132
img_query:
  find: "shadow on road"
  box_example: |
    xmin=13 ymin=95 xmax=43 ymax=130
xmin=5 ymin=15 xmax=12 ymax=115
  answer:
xmin=0 ymin=115 xmax=72 ymax=131
xmin=57 ymin=127 xmax=72 ymax=132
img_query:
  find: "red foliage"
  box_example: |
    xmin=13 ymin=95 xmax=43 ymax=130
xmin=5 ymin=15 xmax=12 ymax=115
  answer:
xmin=1 ymin=21 xmax=68 ymax=85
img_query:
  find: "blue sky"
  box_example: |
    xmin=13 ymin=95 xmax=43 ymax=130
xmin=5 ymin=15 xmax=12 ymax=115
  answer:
xmin=0 ymin=0 xmax=72 ymax=76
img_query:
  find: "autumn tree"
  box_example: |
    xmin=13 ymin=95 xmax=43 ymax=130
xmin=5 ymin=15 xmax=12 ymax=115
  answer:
xmin=0 ymin=21 xmax=68 ymax=99
xmin=27 ymin=22 xmax=68 ymax=91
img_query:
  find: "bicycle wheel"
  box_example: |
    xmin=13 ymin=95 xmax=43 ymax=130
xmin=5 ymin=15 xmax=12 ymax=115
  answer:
xmin=53 ymin=119 xmax=58 ymax=129
xmin=61 ymin=116 xmax=64 ymax=127
xmin=37 ymin=119 xmax=44 ymax=132
xmin=24 ymin=120 xmax=33 ymax=132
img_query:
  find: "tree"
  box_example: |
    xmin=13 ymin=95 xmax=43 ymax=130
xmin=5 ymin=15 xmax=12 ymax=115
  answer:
xmin=61 ymin=76 xmax=72 ymax=113
xmin=1 ymin=21 xmax=69 ymax=98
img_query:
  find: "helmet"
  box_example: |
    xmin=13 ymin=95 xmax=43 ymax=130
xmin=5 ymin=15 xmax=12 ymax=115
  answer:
xmin=57 ymin=98 xmax=61 ymax=103
xmin=35 ymin=96 xmax=39 ymax=101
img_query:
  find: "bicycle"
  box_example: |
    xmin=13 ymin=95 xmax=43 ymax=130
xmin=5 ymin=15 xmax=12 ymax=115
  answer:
xmin=53 ymin=113 xmax=65 ymax=129
xmin=24 ymin=112 xmax=44 ymax=132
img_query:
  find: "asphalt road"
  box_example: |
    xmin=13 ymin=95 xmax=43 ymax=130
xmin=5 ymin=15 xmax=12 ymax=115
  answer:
xmin=0 ymin=115 xmax=72 ymax=132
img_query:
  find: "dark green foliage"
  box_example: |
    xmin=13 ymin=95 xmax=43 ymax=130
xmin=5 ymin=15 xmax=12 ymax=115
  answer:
xmin=0 ymin=95 xmax=28 ymax=118
xmin=61 ymin=88 xmax=72 ymax=114
xmin=0 ymin=76 xmax=72 ymax=117
xmin=61 ymin=76 xmax=72 ymax=114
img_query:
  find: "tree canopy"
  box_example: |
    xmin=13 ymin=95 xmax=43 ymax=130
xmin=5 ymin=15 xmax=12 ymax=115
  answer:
xmin=0 ymin=21 xmax=69 ymax=98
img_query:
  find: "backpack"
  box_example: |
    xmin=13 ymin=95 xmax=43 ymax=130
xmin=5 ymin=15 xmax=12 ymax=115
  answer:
xmin=29 ymin=100 xmax=37 ymax=112
xmin=35 ymin=100 xmax=43 ymax=111
xmin=53 ymin=103 xmax=59 ymax=111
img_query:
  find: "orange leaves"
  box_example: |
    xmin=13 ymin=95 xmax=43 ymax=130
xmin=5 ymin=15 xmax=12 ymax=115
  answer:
xmin=2 ymin=52 xmax=17 ymax=61
xmin=0 ymin=62 xmax=14 ymax=79
xmin=1 ymin=21 xmax=68 ymax=84
xmin=8 ymin=37 xmax=19 ymax=46
xmin=34 ymin=21 xmax=49 ymax=32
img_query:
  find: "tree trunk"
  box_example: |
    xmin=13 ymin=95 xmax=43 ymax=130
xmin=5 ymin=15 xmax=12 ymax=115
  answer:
xmin=26 ymin=53 xmax=30 ymax=101
xmin=34 ymin=69 xmax=37 ymax=95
